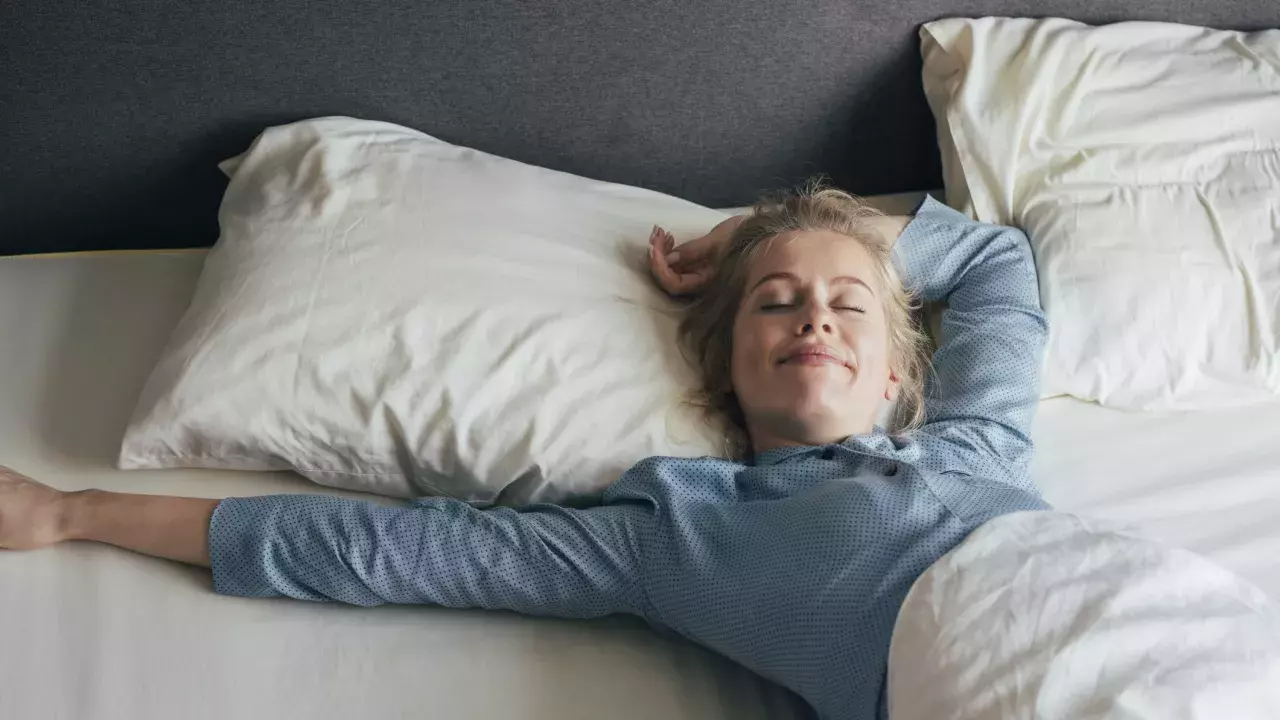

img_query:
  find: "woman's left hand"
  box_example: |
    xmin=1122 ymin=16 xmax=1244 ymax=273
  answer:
xmin=0 ymin=465 xmax=70 ymax=551
xmin=648 ymin=216 xmax=741 ymax=297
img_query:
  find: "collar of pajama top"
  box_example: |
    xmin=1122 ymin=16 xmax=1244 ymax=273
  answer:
xmin=206 ymin=195 xmax=1051 ymax=720
xmin=751 ymin=431 xmax=904 ymax=466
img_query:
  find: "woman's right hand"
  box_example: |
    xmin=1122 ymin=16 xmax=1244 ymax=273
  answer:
xmin=648 ymin=215 xmax=743 ymax=297
xmin=0 ymin=465 xmax=70 ymax=551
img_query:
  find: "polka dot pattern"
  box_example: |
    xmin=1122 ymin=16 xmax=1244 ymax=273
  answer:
xmin=208 ymin=196 xmax=1049 ymax=720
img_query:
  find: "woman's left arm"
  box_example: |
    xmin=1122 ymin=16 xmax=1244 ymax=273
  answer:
xmin=891 ymin=196 xmax=1049 ymax=477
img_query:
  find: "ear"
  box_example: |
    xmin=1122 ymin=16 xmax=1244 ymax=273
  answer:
xmin=883 ymin=368 xmax=902 ymax=402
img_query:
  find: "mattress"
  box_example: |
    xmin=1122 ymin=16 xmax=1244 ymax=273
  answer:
xmin=3 ymin=196 xmax=1279 ymax=718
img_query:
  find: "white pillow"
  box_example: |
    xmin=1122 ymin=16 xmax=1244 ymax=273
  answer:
xmin=888 ymin=511 xmax=1280 ymax=719
xmin=119 ymin=117 xmax=727 ymax=504
xmin=921 ymin=18 xmax=1280 ymax=409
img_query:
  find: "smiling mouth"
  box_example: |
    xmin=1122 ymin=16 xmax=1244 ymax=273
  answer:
xmin=780 ymin=348 xmax=847 ymax=367
xmin=783 ymin=354 xmax=843 ymax=366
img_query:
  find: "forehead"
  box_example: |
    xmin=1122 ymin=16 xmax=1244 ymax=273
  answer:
xmin=747 ymin=230 xmax=878 ymax=286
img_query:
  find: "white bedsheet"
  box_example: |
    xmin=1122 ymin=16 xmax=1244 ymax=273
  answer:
xmin=1032 ymin=397 xmax=1280 ymax=598
xmin=3 ymin=224 xmax=1279 ymax=718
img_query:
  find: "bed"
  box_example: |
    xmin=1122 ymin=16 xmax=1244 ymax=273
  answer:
xmin=6 ymin=204 xmax=1280 ymax=719
xmin=4 ymin=1 xmax=1280 ymax=719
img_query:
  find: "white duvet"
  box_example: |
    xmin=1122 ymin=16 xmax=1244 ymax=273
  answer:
xmin=889 ymin=511 xmax=1280 ymax=719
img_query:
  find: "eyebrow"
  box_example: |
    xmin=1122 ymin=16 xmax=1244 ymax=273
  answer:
xmin=749 ymin=272 xmax=875 ymax=295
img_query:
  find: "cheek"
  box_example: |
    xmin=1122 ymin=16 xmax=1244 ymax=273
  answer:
xmin=861 ymin=320 xmax=895 ymax=372
xmin=844 ymin=316 xmax=891 ymax=366
xmin=730 ymin=313 xmax=777 ymax=386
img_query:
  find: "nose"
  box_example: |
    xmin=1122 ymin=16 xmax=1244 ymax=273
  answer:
xmin=796 ymin=294 xmax=835 ymax=336
xmin=798 ymin=310 xmax=834 ymax=336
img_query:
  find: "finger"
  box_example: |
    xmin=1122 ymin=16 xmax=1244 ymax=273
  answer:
xmin=665 ymin=229 xmax=696 ymax=269
xmin=649 ymin=237 xmax=682 ymax=292
xmin=661 ymin=262 xmax=712 ymax=296
xmin=669 ymin=233 xmax=721 ymax=265
xmin=649 ymin=230 xmax=677 ymax=271
xmin=676 ymin=267 xmax=715 ymax=293
xmin=663 ymin=261 xmax=706 ymax=296
xmin=648 ymin=230 xmax=666 ymax=265
xmin=649 ymin=228 xmax=715 ymax=296
xmin=669 ymin=253 xmax=713 ymax=273
xmin=653 ymin=234 xmax=675 ymax=266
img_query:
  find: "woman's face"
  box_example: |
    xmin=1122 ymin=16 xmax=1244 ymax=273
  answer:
xmin=731 ymin=230 xmax=899 ymax=451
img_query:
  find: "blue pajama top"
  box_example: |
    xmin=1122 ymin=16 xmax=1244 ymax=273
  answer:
xmin=208 ymin=196 xmax=1050 ymax=720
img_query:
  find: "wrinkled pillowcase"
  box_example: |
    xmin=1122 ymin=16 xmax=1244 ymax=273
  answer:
xmin=119 ymin=116 xmax=730 ymax=504
xmin=921 ymin=17 xmax=1280 ymax=409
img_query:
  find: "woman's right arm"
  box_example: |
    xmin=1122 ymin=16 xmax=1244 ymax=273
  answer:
xmin=0 ymin=465 xmax=217 ymax=566
xmin=1 ymin=465 xmax=650 ymax=619
xmin=205 ymin=493 xmax=650 ymax=617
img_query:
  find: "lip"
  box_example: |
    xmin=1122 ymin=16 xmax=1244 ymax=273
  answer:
xmin=779 ymin=344 xmax=848 ymax=368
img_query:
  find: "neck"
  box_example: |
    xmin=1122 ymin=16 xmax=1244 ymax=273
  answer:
xmin=747 ymin=426 xmax=845 ymax=455
xmin=745 ymin=415 xmax=876 ymax=455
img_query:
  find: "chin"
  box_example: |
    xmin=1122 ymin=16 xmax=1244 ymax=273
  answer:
xmin=784 ymin=388 xmax=859 ymax=430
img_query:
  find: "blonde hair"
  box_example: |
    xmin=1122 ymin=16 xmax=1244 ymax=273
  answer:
xmin=678 ymin=179 xmax=929 ymax=458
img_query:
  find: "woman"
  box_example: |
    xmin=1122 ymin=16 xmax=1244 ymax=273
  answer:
xmin=0 ymin=184 xmax=1048 ymax=720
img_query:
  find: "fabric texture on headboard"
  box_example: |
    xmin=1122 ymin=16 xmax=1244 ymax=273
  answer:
xmin=3 ymin=0 xmax=1278 ymax=254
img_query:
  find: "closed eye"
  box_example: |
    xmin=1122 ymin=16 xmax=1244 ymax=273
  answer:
xmin=760 ymin=303 xmax=796 ymax=311
xmin=833 ymin=306 xmax=866 ymax=314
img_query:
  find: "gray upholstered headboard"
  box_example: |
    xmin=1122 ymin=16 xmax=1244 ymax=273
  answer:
xmin=3 ymin=0 xmax=1278 ymax=255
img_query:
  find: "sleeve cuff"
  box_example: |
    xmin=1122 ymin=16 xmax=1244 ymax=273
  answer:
xmin=208 ymin=497 xmax=287 ymax=598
